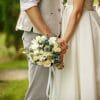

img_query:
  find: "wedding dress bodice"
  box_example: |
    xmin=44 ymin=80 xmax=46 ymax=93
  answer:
xmin=67 ymin=0 xmax=94 ymax=10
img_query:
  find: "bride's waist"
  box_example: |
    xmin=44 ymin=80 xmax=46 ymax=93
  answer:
xmin=65 ymin=3 xmax=94 ymax=11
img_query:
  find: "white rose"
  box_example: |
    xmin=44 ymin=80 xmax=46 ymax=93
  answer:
xmin=53 ymin=47 xmax=61 ymax=52
xmin=33 ymin=56 xmax=39 ymax=61
xmin=39 ymin=44 xmax=43 ymax=48
xmin=34 ymin=50 xmax=39 ymax=55
xmin=46 ymin=52 xmax=52 ymax=56
xmin=41 ymin=54 xmax=47 ymax=61
xmin=38 ymin=39 xmax=43 ymax=43
xmin=31 ymin=39 xmax=37 ymax=44
xmin=41 ymin=36 xmax=47 ymax=42
xmin=56 ymin=48 xmax=61 ymax=52
xmin=30 ymin=42 xmax=39 ymax=50
xmin=38 ymin=55 xmax=43 ymax=61
xmin=36 ymin=36 xmax=41 ymax=42
xmin=49 ymin=37 xmax=57 ymax=45
xmin=43 ymin=60 xmax=51 ymax=67
xmin=43 ymin=52 xmax=48 ymax=58
xmin=54 ymin=42 xmax=59 ymax=47
xmin=39 ymin=50 xmax=44 ymax=55
xmin=36 ymin=61 xmax=43 ymax=66
xmin=51 ymin=60 xmax=54 ymax=63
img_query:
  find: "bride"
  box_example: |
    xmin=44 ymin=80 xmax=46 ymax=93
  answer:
xmin=51 ymin=0 xmax=100 ymax=100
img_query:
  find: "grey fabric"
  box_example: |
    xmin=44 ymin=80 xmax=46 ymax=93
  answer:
xmin=22 ymin=31 xmax=49 ymax=100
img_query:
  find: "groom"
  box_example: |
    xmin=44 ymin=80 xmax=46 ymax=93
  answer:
xmin=16 ymin=0 xmax=64 ymax=100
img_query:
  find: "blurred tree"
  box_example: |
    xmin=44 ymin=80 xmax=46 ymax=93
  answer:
xmin=2 ymin=0 xmax=23 ymax=58
xmin=98 ymin=0 xmax=100 ymax=5
xmin=64 ymin=0 xmax=67 ymax=3
xmin=0 ymin=1 xmax=5 ymax=32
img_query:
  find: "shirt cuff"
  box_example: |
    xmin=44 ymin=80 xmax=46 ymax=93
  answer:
xmin=21 ymin=0 xmax=40 ymax=11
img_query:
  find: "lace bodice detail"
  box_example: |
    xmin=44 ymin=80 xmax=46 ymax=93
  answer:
xmin=67 ymin=0 xmax=94 ymax=10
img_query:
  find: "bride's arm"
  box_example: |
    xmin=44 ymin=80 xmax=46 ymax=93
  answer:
xmin=62 ymin=0 xmax=85 ymax=43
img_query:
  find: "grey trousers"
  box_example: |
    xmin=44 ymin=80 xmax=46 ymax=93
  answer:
xmin=22 ymin=31 xmax=49 ymax=100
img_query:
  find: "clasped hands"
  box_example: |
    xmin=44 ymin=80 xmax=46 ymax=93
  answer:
xmin=57 ymin=37 xmax=68 ymax=68
xmin=47 ymin=33 xmax=68 ymax=54
xmin=46 ymin=33 xmax=68 ymax=69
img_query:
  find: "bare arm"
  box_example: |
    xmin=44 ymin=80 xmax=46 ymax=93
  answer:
xmin=63 ymin=0 xmax=85 ymax=42
xmin=25 ymin=6 xmax=52 ymax=36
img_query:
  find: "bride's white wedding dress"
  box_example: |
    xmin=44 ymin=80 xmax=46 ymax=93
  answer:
xmin=50 ymin=0 xmax=100 ymax=100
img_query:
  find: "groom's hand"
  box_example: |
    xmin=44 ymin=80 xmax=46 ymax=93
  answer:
xmin=58 ymin=38 xmax=68 ymax=54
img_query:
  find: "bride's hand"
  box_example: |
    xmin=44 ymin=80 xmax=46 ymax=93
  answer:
xmin=58 ymin=37 xmax=68 ymax=54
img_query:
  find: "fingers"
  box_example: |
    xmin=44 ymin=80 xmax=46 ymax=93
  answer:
xmin=61 ymin=49 xmax=67 ymax=54
xmin=61 ymin=43 xmax=68 ymax=54
xmin=58 ymin=38 xmax=69 ymax=54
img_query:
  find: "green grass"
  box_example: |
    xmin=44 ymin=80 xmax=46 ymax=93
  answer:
xmin=0 ymin=33 xmax=28 ymax=70
xmin=0 ymin=33 xmax=5 ymax=46
xmin=0 ymin=59 xmax=28 ymax=70
xmin=0 ymin=80 xmax=28 ymax=100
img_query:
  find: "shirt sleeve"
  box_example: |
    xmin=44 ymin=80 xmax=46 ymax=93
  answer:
xmin=20 ymin=0 xmax=40 ymax=11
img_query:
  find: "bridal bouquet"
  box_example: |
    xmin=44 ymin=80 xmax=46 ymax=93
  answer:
xmin=23 ymin=35 xmax=64 ymax=69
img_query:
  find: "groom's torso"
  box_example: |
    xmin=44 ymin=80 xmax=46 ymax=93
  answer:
xmin=16 ymin=0 xmax=64 ymax=35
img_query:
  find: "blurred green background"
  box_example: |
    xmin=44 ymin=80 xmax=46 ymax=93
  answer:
xmin=0 ymin=0 xmax=99 ymax=100
xmin=0 ymin=1 xmax=28 ymax=100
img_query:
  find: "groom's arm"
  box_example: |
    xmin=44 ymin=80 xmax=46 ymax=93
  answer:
xmin=25 ymin=6 xmax=52 ymax=36
xmin=20 ymin=0 xmax=52 ymax=36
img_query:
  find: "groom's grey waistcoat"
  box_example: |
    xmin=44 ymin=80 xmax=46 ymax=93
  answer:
xmin=16 ymin=0 xmax=64 ymax=35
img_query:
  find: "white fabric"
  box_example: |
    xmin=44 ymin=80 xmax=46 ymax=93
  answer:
xmin=46 ymin=66 xmax=55 ymax=98
xmin=20 ymin=0 xmax=40 ymax=11
xmin=96 ymin=6 xmax=100 ymax=16
xmin=16 ymin=12 xmax=33 ymax=31
xmin=51 ymin=0 xmax=100 ymax=100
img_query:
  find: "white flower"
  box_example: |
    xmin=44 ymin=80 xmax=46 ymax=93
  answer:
xmin=54 ymin=42 xmax=59 ymax=47
xmin=31 ymin=39 xmax=37 ymax=44
xmin=33 ymin=56 xmax=39 ymax=61
xmin=36 ymin=36 xmax=41 ymax=42
xmin=34 ymin=50 xmax=40 ymax=55
xmin=37 ymin=55 xmax=43 ymax=61
xmin=43 ymin=60 xmax=51 ymax=67
xmin=49 ymin=37 xmax=57 ymax=45
xmin=30 ymin=42 xmax=39 ymax=50
xmin=42 ymin=52 xmax=52 ymax=58
xmin=46 ymin=52 xmax=52 ymax=56
xmin=41 ymin=36 xmax=47 ymax=42
xmin=39 ymin=44 xmax=44 ymax=48
xmin=51 ymin=60 xmax=54 ymax=63
xmin=42 ymin=52 xmax=48 ymax=58
xmin=36 ymin=61 xmax=43 ymax=66
xmin=39 ymin=50 xmax=44 ymax=55
xmin=53 ymin=47 xmax=61 ymax=52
